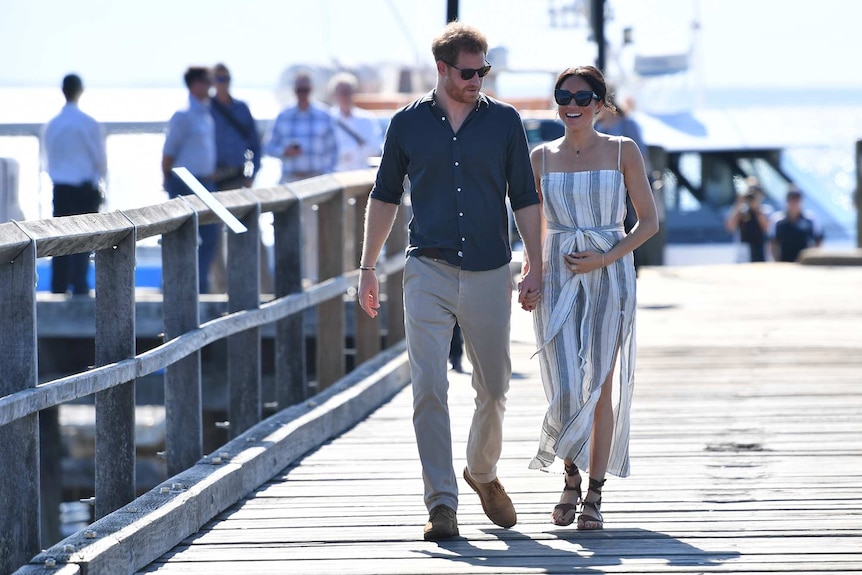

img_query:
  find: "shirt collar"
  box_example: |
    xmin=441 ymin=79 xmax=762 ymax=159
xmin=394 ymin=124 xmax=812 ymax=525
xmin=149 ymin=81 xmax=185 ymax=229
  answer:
xmin=188 ymin=95 xmax=209 ymax=111
xmin=423 ymin=90 xmax=490 ymax=111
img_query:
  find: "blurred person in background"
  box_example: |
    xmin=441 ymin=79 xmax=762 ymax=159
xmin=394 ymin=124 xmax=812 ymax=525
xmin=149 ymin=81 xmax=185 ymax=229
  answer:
xmin=209 ymin=63 xmax=270 ymax=293
xmin=770 ymin=186 xmax=824 ymax=262
xmin=265 ymin=71 xmax=338 ymax=284
xmin=162 ymin=66 xmax=218 ymax=293
xmin=43 ymin=73 xmax=106 ymax=295
xmin=265 ymin=71 xmax=337 ymax=183
xmin=595 ymin=90 xmax=658 ymax=271
xmin=328 ymin=72 xmax=383 ymax=171
xmin=725 ymin=177 xmax=772 ymax=263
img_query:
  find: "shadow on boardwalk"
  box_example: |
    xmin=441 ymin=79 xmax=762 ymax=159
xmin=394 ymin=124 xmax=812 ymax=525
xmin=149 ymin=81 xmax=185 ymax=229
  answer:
xmin=422 ymin=528 xmax=741 ymax=573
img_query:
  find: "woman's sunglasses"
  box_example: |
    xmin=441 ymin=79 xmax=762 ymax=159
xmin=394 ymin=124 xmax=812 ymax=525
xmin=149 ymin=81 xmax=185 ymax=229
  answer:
xmin=447 ymin=61 xmax=492 ymax=81
xmin=555 ymin=89 xmax=599 ymax=107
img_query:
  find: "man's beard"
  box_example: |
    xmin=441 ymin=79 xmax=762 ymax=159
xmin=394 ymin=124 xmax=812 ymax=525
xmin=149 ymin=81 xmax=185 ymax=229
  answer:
xmin=444 ymin=79 xmax=480 ymax=104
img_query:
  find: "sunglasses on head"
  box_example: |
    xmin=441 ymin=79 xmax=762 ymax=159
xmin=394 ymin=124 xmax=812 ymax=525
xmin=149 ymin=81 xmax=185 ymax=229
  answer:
xmin=555 ymin=89 xmax=599 ymax=107
xmin=447 ymin=61 xmax=492 ymax=80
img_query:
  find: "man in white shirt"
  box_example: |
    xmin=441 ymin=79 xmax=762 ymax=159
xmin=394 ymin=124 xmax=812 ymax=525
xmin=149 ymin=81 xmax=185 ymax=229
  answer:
xmin=43 ymin=73 xmax=106 ymax=295
xmin=328 ymin=72 xmax=383 ymax=172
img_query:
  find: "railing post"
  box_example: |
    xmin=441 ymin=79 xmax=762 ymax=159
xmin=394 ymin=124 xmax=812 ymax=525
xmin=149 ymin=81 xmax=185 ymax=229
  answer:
xmin=316 ymin=191 xmax=346 ymax=390
xmin=162 ymin=214 xmax=203 ymax=475
xmin=856 ymin=140 xmax=861 ymax=248
xmin=227 ymin=205 xmax=261 ymax=437
xmin=273 ymin=201 xmax=307 ymax=407
xmin=385 ymin=205 xmax=408 ymax=344
xmin=0 ymin=239 xmax=40 ymax=573
xmin=94 ymin=228 xmax=137 ymax=518
xmin=353 ymin=193 xmax=381 ymax=363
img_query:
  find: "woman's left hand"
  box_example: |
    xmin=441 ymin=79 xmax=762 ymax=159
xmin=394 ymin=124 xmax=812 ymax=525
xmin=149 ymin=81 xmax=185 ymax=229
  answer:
xmin=563 ymin=250 xmax=605 ymax=274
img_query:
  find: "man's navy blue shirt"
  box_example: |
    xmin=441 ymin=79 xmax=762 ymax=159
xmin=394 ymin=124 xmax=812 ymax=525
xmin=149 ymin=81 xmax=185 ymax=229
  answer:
xmin=370 ymin=91 xmax=539 ymax=271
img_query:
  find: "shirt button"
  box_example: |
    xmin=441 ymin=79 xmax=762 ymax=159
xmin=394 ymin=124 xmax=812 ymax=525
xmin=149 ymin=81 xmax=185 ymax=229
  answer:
xmin=459 ymin=212 xmax=464 ymax=216
xmin=453 ymin=136 xmax=457 ymax=141
xmin=457 ymin=188 xmax=461 ymax=192
xmin=441 ymin=116 xmax=446 ymax=121
xmin=454 ymin=161 xmax=459 ymax=166
xmin=461 ymin=237 xmax=466 ymax=242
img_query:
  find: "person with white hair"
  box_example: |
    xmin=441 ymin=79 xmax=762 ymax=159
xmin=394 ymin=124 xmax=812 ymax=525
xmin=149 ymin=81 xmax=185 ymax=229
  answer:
xmin=328 ymin=72 xmax=383 ymax=172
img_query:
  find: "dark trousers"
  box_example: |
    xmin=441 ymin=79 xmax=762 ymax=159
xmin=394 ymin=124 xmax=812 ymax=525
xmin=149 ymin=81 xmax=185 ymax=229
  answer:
xmin=51 ymin=183 xmax=101 ymax=294
xmin=449 ymin=322 xmax=463 ymax=365
xmin=746 ymin=241 xmax=766 ymax=263
xmin=166 ymin=173 xmax=220 ymax=293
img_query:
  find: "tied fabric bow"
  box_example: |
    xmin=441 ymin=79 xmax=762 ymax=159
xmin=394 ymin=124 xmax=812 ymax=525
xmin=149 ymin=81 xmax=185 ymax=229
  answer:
xmin=533 ymin=222 xmax=623 ymax=357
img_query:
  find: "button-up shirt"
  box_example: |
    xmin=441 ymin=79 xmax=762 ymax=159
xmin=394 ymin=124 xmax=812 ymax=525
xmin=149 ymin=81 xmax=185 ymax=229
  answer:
xmin=43 ymin=103 xmax=107 ymax=186
xmin=371 ymin=91 xmax=538 ymax=271
xmin=264 ymin=102 xmax=338 ymax=180
xmin=163 ymin=96 xmax=216 ymax=177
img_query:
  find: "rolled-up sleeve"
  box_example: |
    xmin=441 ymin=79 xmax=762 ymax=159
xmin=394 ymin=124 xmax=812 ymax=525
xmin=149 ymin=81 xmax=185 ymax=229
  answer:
xmin=505 ymin=108 xmax=539 ymax=211
xmin=370 ymin=113 xmax=407 ymax=205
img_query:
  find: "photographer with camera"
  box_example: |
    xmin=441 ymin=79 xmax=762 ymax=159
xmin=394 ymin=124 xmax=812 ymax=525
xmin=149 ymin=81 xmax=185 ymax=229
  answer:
xmin=725 ymin=177 xmax=772 ymax=262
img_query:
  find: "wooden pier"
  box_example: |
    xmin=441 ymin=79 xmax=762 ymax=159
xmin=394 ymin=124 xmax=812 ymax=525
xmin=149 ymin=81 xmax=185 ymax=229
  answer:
xmin=133 ymin=263 xmax=862 ymax=574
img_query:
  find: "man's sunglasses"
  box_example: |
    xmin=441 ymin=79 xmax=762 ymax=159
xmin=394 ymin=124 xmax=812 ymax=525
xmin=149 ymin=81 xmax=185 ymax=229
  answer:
xmin=447 ymin=61 xmax=492 ymax=80
xmin=555 ymin=89 xmax=599 ymax=107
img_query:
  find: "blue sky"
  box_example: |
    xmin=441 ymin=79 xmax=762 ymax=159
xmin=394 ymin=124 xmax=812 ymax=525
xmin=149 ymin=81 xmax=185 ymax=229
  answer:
xmin=1 ymin=0 xmax=861 ymax=91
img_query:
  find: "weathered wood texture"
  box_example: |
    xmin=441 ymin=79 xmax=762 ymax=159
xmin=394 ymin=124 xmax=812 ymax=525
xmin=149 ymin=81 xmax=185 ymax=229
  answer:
xmin=227 ymin=205 xmax=262 ymax=438
xmin=131 ymin=264 xmax=862 ymax=575
xmin=161 ymin=215 xmax=203 ymax=475
xmin=0 ymin=241 xmax=39 ymax=574
xmin=94 ymin=227 xmax=137 ymax=518
xmin=16 ymin=344 xmax=411 ymax=575
xmin=3 ymin=171 xmax=412 ymax=574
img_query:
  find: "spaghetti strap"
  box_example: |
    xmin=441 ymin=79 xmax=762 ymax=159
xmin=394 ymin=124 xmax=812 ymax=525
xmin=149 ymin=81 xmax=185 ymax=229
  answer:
xmin=617 ymin=136 xmax=622 ymax=172
xmin=542 ymin=144 xmax=547 ymax=176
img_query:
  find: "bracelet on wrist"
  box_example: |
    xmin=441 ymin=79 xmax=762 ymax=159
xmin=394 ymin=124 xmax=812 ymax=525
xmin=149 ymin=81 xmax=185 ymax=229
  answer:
xmin=359 ymin=265 xmax=375 ymax=271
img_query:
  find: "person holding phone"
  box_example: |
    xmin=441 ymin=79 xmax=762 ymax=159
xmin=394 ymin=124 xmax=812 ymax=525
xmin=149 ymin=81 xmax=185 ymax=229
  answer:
xmin=264 ymin=70 xmax=337 ymax=184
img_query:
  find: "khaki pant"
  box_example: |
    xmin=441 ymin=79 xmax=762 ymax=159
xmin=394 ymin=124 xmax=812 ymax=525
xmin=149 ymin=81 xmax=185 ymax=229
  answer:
xmin=404 ymin=256 xmax=514 ymax=512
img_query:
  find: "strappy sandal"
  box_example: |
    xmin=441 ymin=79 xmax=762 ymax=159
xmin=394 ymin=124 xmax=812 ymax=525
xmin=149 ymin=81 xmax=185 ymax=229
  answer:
xmin=577 ymin=477 xmax=605 ymax=530
xmin=551 ymin=461 xmax=582 ymax=526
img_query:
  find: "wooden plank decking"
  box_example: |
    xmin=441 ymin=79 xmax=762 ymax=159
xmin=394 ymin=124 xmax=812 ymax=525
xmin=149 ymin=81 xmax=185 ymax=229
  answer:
xmin=138 ymin=264 xmax=862 ymax=574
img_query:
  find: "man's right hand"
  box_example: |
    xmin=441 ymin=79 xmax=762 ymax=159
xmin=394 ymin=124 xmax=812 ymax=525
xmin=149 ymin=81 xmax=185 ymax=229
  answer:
xmin=358 ymin=269 xmax=380 ymax=318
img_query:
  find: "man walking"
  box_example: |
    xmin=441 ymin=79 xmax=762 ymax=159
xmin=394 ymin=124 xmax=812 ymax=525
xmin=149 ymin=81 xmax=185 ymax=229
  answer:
xmin=356 ymin=22 xmax=542 ymax=541
xmin=43 ymin=73 xmax=106 ymax=295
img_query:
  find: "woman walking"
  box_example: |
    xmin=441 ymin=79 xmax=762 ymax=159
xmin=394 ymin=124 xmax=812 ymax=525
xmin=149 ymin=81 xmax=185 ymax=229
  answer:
xmin=525 ymin=66 xmax=658 ymax=529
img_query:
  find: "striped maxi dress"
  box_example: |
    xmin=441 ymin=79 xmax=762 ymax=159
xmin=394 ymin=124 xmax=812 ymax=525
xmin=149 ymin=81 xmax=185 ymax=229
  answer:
xmin=530 ymin=139 xmax=637 ymax=478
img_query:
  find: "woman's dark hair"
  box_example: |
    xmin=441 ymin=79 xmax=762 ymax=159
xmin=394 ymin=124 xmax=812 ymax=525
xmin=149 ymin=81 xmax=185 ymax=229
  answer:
xmin=554 ymin=66 xmax=617 ymax=114
xmin=431 ymin=21 xmax=488 ymax=64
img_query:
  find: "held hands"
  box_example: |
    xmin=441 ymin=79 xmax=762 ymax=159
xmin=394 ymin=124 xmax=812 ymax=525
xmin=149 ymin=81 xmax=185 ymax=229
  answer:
xmin=564 ymin=251 xmax=606 ymax=275
xmin=518 ymin=270 xmax=542 ymax=312
xmin=357 ymin=270 xmax=380 ymax=318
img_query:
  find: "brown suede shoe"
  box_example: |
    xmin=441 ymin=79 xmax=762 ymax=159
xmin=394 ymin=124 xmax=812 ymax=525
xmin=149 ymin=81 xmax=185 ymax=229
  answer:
xmin=423 ymin=505 xmax=459 ymax=541
xmin=463 ymin=467 xmax=517 ymax=528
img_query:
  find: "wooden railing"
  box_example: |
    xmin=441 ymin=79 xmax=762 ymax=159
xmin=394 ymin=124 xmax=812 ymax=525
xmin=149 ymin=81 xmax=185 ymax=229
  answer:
xmin=0 ymin=170 xmax=407 ymax=574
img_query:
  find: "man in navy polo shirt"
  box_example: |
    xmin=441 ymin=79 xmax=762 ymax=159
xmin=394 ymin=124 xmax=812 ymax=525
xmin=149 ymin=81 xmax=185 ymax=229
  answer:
xmin=770 ymin=186 xmax=824 ymax=262
xmin=356 ymin=21 xmax=542 ymax=541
